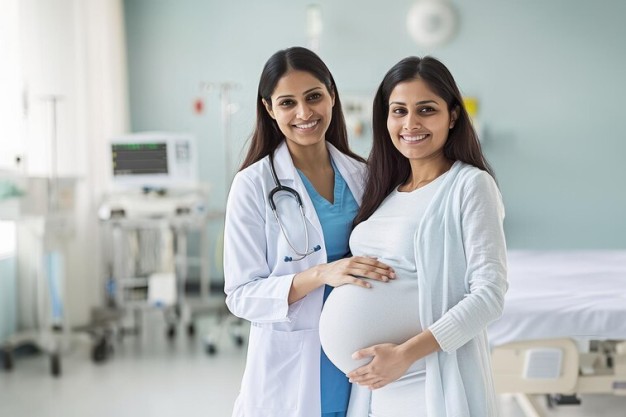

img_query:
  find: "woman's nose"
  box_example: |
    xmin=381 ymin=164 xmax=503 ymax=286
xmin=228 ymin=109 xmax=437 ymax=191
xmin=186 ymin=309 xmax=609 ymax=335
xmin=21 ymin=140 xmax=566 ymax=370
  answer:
xmin=404 ymin=113 xmax=421 ymax=130
xmin=297 ymin=103 xmax=313 ymax=120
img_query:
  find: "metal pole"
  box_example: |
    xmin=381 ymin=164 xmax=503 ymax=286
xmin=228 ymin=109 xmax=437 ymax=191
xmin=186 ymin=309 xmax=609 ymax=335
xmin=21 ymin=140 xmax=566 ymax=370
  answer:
xmin=41 ymin=95 xmax=63 ymax=212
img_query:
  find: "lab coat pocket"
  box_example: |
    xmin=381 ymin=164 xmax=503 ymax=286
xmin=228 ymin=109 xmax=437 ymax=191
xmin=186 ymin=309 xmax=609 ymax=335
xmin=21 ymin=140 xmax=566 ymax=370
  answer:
xmin=245 ymin=326 xmax=305 ymax=411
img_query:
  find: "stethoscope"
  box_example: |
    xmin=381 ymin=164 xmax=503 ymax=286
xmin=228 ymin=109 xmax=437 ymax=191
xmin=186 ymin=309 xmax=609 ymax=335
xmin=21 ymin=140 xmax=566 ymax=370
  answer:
xmin=268 ymin=153 xmax=321 ymax=262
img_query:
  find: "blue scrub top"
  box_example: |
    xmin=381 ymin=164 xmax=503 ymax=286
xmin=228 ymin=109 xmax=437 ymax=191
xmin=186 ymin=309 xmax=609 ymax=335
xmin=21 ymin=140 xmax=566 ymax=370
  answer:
xmin=298 ymin=159 xmax=358 ymax=416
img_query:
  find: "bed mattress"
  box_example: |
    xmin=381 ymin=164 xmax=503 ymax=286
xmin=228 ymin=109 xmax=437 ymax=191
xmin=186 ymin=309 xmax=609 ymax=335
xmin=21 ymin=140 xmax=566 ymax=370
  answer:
xmin=487 ymin=250 xmax=626 ymax=347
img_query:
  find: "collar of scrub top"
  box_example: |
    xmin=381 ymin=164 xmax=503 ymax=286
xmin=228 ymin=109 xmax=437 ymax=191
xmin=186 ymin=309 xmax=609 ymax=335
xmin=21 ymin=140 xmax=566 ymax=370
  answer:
xmin=268 ymin=142 xmax=322 ymax=262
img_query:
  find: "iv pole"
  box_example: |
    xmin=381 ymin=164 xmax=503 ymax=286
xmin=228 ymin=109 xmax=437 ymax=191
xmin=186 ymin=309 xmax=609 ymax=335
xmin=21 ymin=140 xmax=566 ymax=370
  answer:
xmin=200 ymin=82 xmax=240 ymax=204
xmin=196 ymin=81 xmax=245 ymax=354
xmin=41 ymin=95 xmax=63 ymax=212
xmin=307 ymin=4 xmax=323 ymax=53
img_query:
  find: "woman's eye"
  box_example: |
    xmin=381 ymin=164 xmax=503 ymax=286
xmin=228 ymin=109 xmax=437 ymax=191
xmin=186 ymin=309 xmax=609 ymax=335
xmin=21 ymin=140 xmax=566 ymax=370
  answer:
xmin=307 ymin=93 xmax=322 ymax=101
xmin=278 ymin=99 xmax=294 ymax=107
xmin=391 ymin=107 xmax=407 ymax=116
xmin=419 ymin=107 xmax=435 ymax=114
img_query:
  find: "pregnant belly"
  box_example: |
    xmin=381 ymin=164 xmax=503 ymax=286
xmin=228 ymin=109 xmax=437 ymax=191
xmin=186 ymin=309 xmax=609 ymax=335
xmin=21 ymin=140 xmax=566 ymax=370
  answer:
xmin=319 ymin=279 xmax=421 ymax=375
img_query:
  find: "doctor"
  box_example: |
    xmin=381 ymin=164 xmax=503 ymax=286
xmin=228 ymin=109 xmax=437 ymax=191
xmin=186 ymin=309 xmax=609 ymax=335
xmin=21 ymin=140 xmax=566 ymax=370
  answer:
xmin=223 ymin=46 xmax=395 ymax=417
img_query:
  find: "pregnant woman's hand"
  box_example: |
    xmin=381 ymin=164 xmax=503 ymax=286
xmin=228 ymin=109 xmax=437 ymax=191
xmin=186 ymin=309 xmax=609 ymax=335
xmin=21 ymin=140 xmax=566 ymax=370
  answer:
xmin=319 ymin=256 xmax=395 ymax=289
xmin=347 ymin=343 xmax=411 ymax=389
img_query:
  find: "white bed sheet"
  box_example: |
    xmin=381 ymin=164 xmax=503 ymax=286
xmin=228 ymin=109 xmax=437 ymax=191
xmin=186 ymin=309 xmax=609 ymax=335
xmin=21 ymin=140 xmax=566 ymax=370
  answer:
xmin=487 ymin=250 xmax=626 ymax=347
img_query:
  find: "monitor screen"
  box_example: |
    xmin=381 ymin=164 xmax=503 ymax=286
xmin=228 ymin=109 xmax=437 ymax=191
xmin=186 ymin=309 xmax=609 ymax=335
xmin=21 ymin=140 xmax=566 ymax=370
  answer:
xmin=112 ymin=143 xmax=168 ymax=176
xmin=108 ymin=133 xmax=197 ymax=190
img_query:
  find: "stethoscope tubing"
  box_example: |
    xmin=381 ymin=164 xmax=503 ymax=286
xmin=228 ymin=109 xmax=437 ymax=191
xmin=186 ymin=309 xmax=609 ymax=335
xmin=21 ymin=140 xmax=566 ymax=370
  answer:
xmin=268 ymin=153 xmax=321 ymax=262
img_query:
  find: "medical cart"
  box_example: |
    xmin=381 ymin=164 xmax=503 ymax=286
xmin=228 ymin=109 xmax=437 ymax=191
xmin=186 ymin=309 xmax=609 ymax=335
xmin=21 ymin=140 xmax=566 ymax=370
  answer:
xmin=97 ymin=189 xmax=242 ymax=357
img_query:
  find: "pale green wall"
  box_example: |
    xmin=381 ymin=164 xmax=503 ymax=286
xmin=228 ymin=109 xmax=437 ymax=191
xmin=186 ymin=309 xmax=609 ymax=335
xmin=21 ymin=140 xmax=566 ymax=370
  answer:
xmin=124 ymin=0 xmax=626 ymax=249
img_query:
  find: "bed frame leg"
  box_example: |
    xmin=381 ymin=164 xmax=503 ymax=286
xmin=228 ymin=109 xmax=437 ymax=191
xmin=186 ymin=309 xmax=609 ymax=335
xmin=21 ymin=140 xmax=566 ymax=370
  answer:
xmin=513 ymin=393 xmax=546 ymax=417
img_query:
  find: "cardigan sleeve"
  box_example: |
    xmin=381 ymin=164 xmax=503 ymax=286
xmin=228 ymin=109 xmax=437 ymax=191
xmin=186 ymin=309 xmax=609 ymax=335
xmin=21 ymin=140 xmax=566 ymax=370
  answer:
xmin=428 ymin=170 xmax=508 ymax=353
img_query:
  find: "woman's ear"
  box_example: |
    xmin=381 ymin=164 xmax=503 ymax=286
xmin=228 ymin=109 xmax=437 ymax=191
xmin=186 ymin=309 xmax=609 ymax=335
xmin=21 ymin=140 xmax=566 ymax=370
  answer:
xmin=262 ymin=98 xmax=275 ymax=119
xmin=330 ymin=85 xmax=336 ymax=107
xmin=449 ymin=106 xmax=460 ymax=129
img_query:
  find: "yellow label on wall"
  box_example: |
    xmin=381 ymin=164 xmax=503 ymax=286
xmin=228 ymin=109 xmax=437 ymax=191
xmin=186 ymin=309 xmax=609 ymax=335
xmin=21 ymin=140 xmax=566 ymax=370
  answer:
xmin=463 ymin=97 xmax=479 ymax=118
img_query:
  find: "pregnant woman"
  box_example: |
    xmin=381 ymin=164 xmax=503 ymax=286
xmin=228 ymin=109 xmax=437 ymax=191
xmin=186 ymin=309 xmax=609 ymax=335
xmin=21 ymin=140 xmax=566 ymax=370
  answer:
xmin=319 ymin=56 xmax=508 ymax=417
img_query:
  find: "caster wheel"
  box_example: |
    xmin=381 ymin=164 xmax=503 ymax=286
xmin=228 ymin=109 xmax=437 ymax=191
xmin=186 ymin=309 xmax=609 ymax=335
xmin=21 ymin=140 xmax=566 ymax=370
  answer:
xmin=92 ymin=339 xmax=109 ymax=363
xmin=51 ymin=354 xmax=61 ymax=377
xmin=234 ymin=336 xmax=244 ymax=347
xmin=206 ymin=344 xmax=217 ymax=355
xmin=1 ymin=348 xmax=14 ymax=371
xmin=187 ymin=323 xmax=196 ymax=337
xmin=166 ymin=325 xmax=176 ymax=340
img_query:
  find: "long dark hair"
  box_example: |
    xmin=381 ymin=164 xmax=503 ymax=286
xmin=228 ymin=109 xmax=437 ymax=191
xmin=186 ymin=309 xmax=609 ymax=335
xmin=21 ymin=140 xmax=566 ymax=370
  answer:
xmin=239 ymin=46 xmax=364 ymax=170
xmin=354 ymin=56 xmax=494 ymax=226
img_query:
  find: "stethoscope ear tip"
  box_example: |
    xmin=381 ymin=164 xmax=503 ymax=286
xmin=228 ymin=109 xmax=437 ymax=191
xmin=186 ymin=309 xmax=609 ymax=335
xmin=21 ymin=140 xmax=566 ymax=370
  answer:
xmin=284 ymin=256 xmax=293 ymax=262
xmin=313 ymin=245 xmax=321 ymax=251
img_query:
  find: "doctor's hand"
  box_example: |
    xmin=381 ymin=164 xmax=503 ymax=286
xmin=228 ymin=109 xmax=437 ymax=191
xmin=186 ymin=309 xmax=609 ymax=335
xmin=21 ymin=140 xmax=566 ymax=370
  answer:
xmin=347 ymin=343 xmax=411 ymax=390
xmin=319 ymin=256 xmax=395 ymax=289
xmin=289 ymin=257 xmax=394 ymax=304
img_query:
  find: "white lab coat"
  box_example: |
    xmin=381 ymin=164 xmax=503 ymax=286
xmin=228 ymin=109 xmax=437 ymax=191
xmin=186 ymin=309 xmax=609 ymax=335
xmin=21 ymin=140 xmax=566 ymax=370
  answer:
xmin=223 ymin=140 xmax=369 ymax=417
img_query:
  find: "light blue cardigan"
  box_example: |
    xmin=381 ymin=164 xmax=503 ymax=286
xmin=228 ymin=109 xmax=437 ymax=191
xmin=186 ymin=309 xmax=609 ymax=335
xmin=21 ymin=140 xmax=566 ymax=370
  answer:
xmin=347 ymin=161 xmax=508 ymax=417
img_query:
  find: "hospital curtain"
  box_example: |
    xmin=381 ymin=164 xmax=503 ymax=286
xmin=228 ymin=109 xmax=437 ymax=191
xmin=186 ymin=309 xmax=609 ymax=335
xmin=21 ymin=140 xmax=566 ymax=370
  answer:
xmin=70 ymin=0 xmax=130 ymax=325
xmin=10 ymin=0 xmax=130 ymax=327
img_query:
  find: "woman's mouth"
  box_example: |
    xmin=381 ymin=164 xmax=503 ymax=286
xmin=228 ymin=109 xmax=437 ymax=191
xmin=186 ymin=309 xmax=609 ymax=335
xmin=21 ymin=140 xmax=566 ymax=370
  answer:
xmin=401 ymin=133 xmax=429 ymax=143
xmin=294 ymin=120 xmax=319 ymax=130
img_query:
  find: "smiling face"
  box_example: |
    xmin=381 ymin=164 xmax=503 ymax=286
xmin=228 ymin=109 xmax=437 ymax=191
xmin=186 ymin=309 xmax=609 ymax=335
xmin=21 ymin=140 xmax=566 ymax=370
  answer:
xmin=263 ymin=70 xmax=335 ymax=153
xmin=387 ymin=77 xmax=458 ymax=166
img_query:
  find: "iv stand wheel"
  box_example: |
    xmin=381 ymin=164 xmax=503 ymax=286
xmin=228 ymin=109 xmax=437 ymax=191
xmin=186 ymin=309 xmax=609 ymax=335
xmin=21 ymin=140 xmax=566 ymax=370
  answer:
xmin=205 ymin=343 xmax=217 ymax=355
xmin=50 ymin=353 xmax=61 ymax=377
xmin=166 ymin=325 xmax=177 ymax=340
xmin=1 ymin=346 xmax=14 ymax=371
xmin=203 ymin=332 xmax=218 ymax=355
xmin=91 ymin=337 xmax=112 ymax=363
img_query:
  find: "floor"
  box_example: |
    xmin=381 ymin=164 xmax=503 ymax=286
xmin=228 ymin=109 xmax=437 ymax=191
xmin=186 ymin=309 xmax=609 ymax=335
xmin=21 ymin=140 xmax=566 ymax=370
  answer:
xmin=1 ymin=312 xmax=625 ymax=417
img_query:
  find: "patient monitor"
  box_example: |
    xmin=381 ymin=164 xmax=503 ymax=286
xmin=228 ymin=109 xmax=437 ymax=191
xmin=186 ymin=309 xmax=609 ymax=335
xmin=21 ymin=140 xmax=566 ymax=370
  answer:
xmin=109 ymin=132 xmax=197 ymax=191
xmin=101 ymin=132 xmax=206 ymax=220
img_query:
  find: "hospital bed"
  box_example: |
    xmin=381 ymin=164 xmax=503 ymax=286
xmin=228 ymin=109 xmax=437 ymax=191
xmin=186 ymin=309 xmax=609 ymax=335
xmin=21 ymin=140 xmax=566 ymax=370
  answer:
xmin=488 ymin=250 xmax=626 ymax=417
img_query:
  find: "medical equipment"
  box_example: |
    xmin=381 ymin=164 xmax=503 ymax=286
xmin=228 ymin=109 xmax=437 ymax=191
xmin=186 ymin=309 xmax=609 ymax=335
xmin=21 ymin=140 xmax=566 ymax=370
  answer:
xmin=109 ymin=132 xmax=197 ymax=191
xmin=268 ymin=153 xmax=321 ymax=262
xmin=488 ymin=250 xmax=626 ymax=416
xmin=98 ymin=190 xmax=243 ymax=355
xmin=99 ymin=189 xmax=211 ymax=336
xmin=306 ymin=4 xmax=322 ymax=52
xmin=199 ymin=81 xmax=240 ymax=198
xmin=0 ymin=95 xmax=87 ymax=377
xmin=1 ymin=176 xmax=79 ymax=377
xmin=96 ymin=132 xmax=243 ymax=356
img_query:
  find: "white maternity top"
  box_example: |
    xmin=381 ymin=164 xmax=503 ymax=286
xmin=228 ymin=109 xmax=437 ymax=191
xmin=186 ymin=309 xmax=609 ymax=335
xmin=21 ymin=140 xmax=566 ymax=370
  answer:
xmin=319 ymin=174 xmax=446 ymax=397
